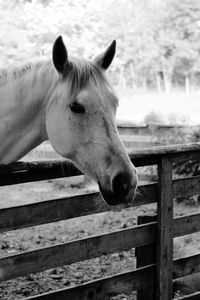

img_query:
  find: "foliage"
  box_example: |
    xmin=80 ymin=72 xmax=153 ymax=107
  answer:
xmin=0 ymin=0 xmax=200 ymax=91
xmin=144 ymin=111 xmax=165 ymax=125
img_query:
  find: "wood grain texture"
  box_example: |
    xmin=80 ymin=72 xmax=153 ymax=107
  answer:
xmin=0 ymin=192 xmax=102 ymax=232
xmin=1 ymin=177 xmax=200 ymax=234
xmin=173 ymin=254 xmax=200 ymax=279
xmin=23 ymin=265 xmax=156 ymax=300
xmin=0 ymin=160 xmax=82 ymax=186
xmin=174 ymin=213 xmax=200 ymax=237
xmin=136 ymin=215 xmax=156 ymax=300
xmin=0 ymin=213 xmax=200 ymax=282
xmin=0 ymin=182 xmax=157 ymax=233
xmin=0 ymin=144 xmax=200 ymax=299
xmin=129 ymin=142 xmax=200 ymax=166
xmin=0 ymin=143 xmax=200 ymax=186
xmin=175 ymin=291 xmax=200 ymax=300
xmin=173 ymin=175 xmax=200 ymax=198
xmin=157 ymin=155 xmax=173 ymax=300
xmin=0 ymin=223 xmax=156 ymax=282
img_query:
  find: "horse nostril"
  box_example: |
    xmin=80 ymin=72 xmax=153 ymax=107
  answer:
xmin=112 ymin=173 xmax=129 ymax=198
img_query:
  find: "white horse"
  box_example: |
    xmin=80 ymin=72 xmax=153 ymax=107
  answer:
xmin=0 ymin=36 xmax=137 ymax=205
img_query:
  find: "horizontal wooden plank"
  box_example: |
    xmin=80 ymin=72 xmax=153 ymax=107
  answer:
xmin=173 ymin=152 xmax=200 ymax=164
xmin=173 ymin=176 xmax=200 ymax=199
xmin=0 ymin=192 xmax=101 ymax=232
xmin=1 ymin=212 xmax=200 ymax=283
xmin=0 ymin=160 xmax=82 ymax=186
xmin=173 ymin=254 xmax=200 ymax=279
xmin=22 ymin=255 xmax=200 ymax=300
xmin=0 ymin=223 xmax=156 ymax=282
xmin=129 ymin=142 xmax=200 ymax=166
xmin=174 ymin=214 xmax=200 ymax=237
xmin=173 ymin=273 xmax=200 ymax=298
xmin=0 ymin=183 xmax=157 ymax=233
xmin=20 ymin=255 xmax=200 ymax=300
xmin=1 ymin=171 xmax=200 ymax=233
xmin=2 ymin=177 xmax=200 ymax=234
xmin=133 ymin=182 xmax=157 ymax=206
xmin=176 ymin=291 xmax=200 ymax=300
xmin=0 ymin=143 xmax=200 ymax=186
xmin=24 ymin=264 xmax=155 ymax=300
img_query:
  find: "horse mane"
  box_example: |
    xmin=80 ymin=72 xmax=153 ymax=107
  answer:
xmin=0 ymin=61 xmax=52 ymax=87
xmin=0 ymin=57 xmax=117 ymax=103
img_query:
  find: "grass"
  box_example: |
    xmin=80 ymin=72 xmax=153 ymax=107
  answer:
xmin=116 ymin=89 xmax=200 ymax=125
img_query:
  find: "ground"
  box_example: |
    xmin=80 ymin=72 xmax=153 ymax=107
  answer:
xmin=0 ymin=175 xmax=200 ymax=299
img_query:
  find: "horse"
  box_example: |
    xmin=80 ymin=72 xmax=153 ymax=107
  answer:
xmin=0 ymin=36 xmax=137 ymax=205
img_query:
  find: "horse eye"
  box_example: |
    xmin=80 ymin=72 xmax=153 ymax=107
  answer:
xmin=69 ymin=103 xmax=85 ymax=114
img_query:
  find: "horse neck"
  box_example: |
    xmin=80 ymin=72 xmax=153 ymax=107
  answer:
xmin=0 ymin=61 xmax=57 ymax=164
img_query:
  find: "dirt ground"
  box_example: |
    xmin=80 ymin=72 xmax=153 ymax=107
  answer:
xmin=0 ymin=175 xmax=200 ymax=300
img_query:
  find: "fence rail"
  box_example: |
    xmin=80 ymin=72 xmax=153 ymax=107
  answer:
xmin=1 ymin=142 xmax=200 ymax=299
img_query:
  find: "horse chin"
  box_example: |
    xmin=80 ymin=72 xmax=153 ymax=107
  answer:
xmin=99 ymin=186 xmax=132 ymax=206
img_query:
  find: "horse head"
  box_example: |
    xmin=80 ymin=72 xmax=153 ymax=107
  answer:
xmin=46 ymin=36 xmax=137 ymax=205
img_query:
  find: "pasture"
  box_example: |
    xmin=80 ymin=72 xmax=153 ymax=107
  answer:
xmin=116 ymin=90 xmax=200 ymax=126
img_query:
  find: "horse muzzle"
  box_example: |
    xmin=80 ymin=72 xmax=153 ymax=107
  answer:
xmin=99 ymin=171 xmax=137 ymax=205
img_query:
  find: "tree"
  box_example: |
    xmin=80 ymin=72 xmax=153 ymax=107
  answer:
xmin=0 ymin=0 xmax=200 ymax=92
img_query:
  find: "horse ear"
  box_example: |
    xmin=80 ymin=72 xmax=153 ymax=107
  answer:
xmin=53 ymin=36 xmax=68 ymax=74
xmin=95 ymin=40 xmax=116 ymax=70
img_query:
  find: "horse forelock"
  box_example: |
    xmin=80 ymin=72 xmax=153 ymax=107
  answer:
xmin=65 ymin=57 xmax=117 ymax=101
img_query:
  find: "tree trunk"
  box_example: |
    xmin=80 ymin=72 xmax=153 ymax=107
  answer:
xmin=142 ymin=69 xmax=147 ymax=92
xmin=130 ymin=62 xmax=136 ymax=90
xmin=163 ymin=72 xmax=171 ymax=93
xmin=118 ymin=66 xmax=126 ymax=88
xmin=156 ymin=72 xmax=162 ymax=93
xmin=185 ymin=76 xmax=190 ymax=93
xmin=143 ymin=76 xmax=147 ymax=92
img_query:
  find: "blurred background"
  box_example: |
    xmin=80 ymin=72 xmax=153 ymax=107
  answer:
xmin=1 ymin=0 xmax=200 ymax=127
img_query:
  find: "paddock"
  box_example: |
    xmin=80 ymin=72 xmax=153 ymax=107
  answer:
xmin=1 ymin=143 xmax=200 ymax=299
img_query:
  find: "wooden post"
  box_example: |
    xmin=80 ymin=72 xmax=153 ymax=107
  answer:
xmin=156 ymin=155 xmax=173 ymax=300
xmin=136 ymin=215 xmax=156 ymax=300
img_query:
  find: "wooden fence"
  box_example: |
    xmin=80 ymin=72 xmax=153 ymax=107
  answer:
xmin=1 ymin=143 xmax=200 ymax=299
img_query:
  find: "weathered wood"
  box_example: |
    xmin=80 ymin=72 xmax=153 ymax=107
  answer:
xmin=0 ymin=143 xmax=200 ymax=186
xmin=1 ymin=178 xmax=200 ymax=233
xmin=133 ymin=182 xmax=157 ymax=205
xmin=23 ymin=264 xmax=156 ymax=300
xmin=176 ymin=291 xmax=200 ymax=300
xmin=129 ymin=142 xmax=200 ymax=166
xmin=173 ymin=273 xmax=200 ymax=296
xmin=0 ymin=208 xmax=199 ymax=283
xmin=173 ymin=254 xmax=200 ymax=279
xmin=173 ymin=152 xmax=200 ymax=164
xmin=0 ymin=223 xmax=156 ymax=282
xmin=0 ymin=144 xmax=200 ymax=299
xmin=136 ymin=215 xmax=156 ymax=300
xmin=157 ymin=155 xmax=173 ymax=300
xmin=0 ymin=213 xmax=199 ymax=282
xmin=0 ymin=182 xmax=157 ymax=233
xmin=174 ymin=213 xmax=200 ymax=237
xmin=0 ymin=160 xmax=82 ymax=186
xmin=173 ymin=175 xmax=200 ymax=198
xmin=129 ymin=142 xmax=200 ymax=158
xmin=0 ymin=192 xmax=102 ymax=232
